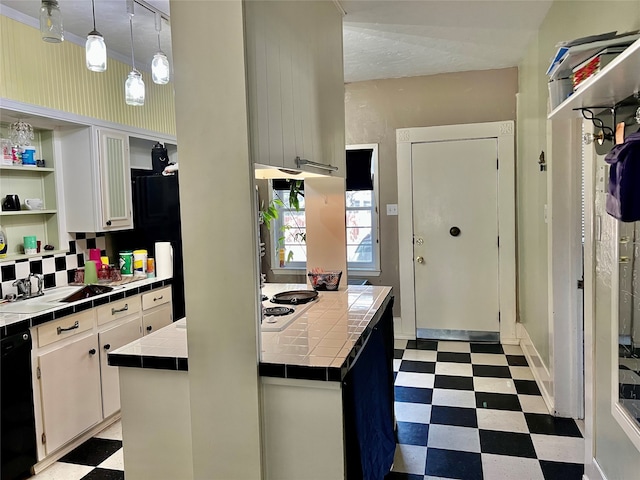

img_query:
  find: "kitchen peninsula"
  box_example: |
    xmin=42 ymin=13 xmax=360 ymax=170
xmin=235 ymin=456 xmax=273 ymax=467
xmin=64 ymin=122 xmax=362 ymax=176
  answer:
xmin=109 ymin=284 xmax=394 ymax=480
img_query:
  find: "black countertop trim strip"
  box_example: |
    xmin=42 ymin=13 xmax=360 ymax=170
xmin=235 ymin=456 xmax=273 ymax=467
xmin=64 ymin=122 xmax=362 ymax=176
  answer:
xmin=74 ymin=301 xmax=93 ymax=313
xmin=31 ymin=312 xmax=54 ymax=327
xmin=108 ymin=354 xmax=142 ymax=368
xmin=139 ymin=284 xmax=152 ymax=293
xmin=125 ymin=287 xmax=140 ymax=297
xmin=92 ymin=295 xmax=110 ymax=307
xmin=109 ymin=292 xmax=125 ymax=302
xmin=259 ymin=362 xmax=286 ymax=378
xmin=177 ymin=358 xmax=189 ymax=371
xmin=142 ymin=356 xmax=178 ymax=370
xmin=286 ymin=364 xmax=328 ymax=381
xmin=5 ymin=319 xmax=30 ymax=336
xmin=54 ymin=306 xmax=74 ymax=319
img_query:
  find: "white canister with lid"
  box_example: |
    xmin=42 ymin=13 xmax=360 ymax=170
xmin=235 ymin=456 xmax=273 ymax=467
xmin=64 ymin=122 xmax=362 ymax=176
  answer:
xmin=133 ymin=249 xmax=148 ymax=277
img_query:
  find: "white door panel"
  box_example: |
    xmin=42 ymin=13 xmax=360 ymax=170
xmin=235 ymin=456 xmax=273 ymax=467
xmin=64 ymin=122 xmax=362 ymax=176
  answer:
xmin=412 ymin=138 xmax=499 ymax=336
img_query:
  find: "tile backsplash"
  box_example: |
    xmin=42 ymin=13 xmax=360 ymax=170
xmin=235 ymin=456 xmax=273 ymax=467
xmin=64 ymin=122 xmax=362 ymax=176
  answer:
xmin=0 ymin=232 xmax=107 ymax=298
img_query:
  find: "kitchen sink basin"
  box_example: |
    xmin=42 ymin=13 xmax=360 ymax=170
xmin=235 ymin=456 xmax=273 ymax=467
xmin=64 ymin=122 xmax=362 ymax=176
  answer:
xmin=0 ymin=285 xmax=118 ymax=314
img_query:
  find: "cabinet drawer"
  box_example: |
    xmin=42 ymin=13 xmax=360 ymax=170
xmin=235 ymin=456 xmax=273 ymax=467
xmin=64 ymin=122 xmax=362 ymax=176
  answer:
xmin=97 ymin=296 xmax=141 ymax=326
xmin=38 ymin=310 xmax=94 ymax=347
xmin=142 ymin=287 xmax=172 ymax=310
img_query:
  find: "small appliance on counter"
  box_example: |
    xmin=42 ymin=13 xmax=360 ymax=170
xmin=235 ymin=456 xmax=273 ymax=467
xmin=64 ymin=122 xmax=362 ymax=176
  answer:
xmin=2 ymin=194 xmax=20 ymax=211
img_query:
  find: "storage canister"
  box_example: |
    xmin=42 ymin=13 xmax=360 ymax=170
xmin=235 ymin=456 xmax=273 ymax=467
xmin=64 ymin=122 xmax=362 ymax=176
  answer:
xmin=133 ymin=249 xmax=148 ymax=277
xmin=119 ymin=250 xmax=133 ymax=276
xmin=21 ymin=146 xmax=36 ymax=166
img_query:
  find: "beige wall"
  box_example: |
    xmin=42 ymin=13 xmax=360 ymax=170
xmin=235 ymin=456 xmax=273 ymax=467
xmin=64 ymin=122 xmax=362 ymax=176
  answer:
xmin=517 ymin=0 xmax=640 ymax=476
xmin=344 ymin=68 xmax=518 ymax=316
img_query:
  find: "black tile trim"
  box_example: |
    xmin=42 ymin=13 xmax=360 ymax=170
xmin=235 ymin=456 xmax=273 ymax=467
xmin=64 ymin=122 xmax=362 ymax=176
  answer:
xmin=286 ymin=364 xmax=328 ymax=381
xmin=125 ymin=287 xmax=140 ymax=297
xmin=42 ymin=254 xmax=54 ymax=259
xmin=259 ymin=362 xmax=286 ymax=378
xmin=177 ymin=358 xmax=189 ymax=371
xmin=142 ymin=356 xmax=178 ymax=370
xmin=92 ymin=295 xmax=110 ymax=307
xmin=3 ymin=319 xmax=31 ymax=338
xmin=53 ymin=306 xmax=74 ymax=319
xmin=31 ymin=312 xmax=54 ymax=327
xmin=139 ymin=284 xmax=152 ymax=293
xmin=108 ymin=353 xmax=142 ymax=368
xmin=109 ymin=291 xmax=125 ymax=301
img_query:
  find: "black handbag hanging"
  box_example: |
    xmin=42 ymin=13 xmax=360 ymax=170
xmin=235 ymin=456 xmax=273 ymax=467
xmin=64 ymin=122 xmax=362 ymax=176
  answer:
xmin=151 ymin=142 xmax=169 ymax=174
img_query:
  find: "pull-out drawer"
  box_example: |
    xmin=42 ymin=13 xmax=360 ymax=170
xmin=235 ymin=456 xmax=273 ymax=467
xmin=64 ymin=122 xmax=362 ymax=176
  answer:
xmin=97 ymin=296 xmax=141 ymax=326
xmin=142 ymin=286 xmax=172 ymax=310
xmin=37 ymin=310 xmax=94 ymax=347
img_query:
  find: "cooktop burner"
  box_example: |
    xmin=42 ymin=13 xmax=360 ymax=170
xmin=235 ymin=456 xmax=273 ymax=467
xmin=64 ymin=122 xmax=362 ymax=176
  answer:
xmin=263 ymin=306 xmax=295 ymax=317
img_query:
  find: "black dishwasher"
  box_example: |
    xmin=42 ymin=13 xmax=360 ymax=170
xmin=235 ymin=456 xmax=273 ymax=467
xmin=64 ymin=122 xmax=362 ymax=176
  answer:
xmin=1 ymin=331 xmax=38 ymax=480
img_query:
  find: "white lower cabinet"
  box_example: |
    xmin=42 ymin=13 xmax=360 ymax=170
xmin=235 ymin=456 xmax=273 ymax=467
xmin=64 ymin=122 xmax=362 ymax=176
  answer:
xmin=142 ymin=304 xmax=172 ymax=335
xmin=99 ymin=317 xmax=143 ymax=418
xmin=37 ymin=333 xmax=102 ymax=455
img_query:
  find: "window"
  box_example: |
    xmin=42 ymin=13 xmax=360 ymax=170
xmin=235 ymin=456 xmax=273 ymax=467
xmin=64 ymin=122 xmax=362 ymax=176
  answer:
xmin=271 ymin=144 xmax=380 ymax=274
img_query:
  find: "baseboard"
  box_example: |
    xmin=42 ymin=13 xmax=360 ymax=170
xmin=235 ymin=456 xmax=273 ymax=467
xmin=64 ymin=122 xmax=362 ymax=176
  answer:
xmin=393 ymin=317 xmax=415 ymax=340
xmin=583 ymin=458 xmax=607 ymax=480
xmin=517 ymin=323 xmax=554 ymax=414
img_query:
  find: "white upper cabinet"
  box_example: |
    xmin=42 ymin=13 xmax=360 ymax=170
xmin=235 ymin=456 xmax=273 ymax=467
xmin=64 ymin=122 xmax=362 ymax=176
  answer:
xmin=60 ymin=126 xmax=133 ymax=232
xmin=245 ymin=1 xmax=345 ymax=177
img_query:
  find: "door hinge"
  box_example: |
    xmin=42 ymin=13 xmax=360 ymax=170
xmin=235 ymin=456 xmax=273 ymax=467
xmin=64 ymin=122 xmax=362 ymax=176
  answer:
xmin=41 ymin=433 xmax=46 ymax=444
xmin=36 ymin=366 xmax=41 ymax=379
xmin=577 ymin=279 xmax=584 ymax=289
xmin=497 ymin=158 xmax=499 ymax=169
xmin=498 ymin=311 xmax=501 ymax=322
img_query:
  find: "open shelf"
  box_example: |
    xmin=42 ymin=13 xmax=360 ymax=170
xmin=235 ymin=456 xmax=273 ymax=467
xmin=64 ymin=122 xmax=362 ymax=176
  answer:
xmin=548 ymin=38 xmax=640 ymax=120
xmin=0 ymin=165 xmax=55 ymax=172
xmin=2 ymin=249 xmax=68 ymax=262
xmin=0 ymin=210 xmax=57 ymax=216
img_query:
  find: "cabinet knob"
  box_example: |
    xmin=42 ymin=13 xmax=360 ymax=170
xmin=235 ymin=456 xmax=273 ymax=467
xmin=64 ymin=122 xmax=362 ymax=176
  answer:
xmin=103 ymin=344 xmax=111 ymax=350
xmin=89 ymin=348 xmax=96 ymax=355
xmin=106 ymin=220 xmax=112 ymax=226
xmin=146 ymin=325 xmax=153 ymax=332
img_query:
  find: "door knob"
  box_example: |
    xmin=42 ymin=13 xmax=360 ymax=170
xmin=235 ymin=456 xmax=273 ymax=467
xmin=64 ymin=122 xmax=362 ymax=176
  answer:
xmin=416 ymin=256 xmax=424 ymax=264
xmin=450 ymin=226 xmax=461 ymax=237
xmin=89 ymin=349 xmax=96 ymax=355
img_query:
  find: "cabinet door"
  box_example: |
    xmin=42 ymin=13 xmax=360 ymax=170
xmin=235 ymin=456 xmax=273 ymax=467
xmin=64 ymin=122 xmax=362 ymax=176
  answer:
xmin=38 ymin=335 xmax=102 ymax=454
xmin=142 ymin=303 xmax=173 ymax=335
xmin=99 ymin=318 xmax=143 ymax=418
xmin=97 ymin=129 xmax=133 ymax=230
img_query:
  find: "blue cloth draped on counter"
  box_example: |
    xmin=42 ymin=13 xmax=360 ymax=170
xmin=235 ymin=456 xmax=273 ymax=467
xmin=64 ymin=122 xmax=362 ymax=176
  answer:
xmin=343 ymin=298 xmax=395 ymax=479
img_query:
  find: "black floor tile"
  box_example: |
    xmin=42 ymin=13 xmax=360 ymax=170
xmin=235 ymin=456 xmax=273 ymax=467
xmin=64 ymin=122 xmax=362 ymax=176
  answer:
xmin=524 ymin=413 xmax=583 ymax=437
xmin=507 ymin=355 xmax=529 ymax=366
xmin=385 ymin=472 xmax=423 ymax=480
xmin=60 ymin=438 xmax=122 ymax=467
xmin=396 ymin=421 xmax=429 ymax=446
xmin=434 ymin=374 xmax=474 ymax=391
xmin=400 ymin=360 xmax=436 ymax=374
xmin=430 ymin=405 xmax=477 ymax=428
xmin=514 ymin=379 xmax=541 ymax=396
xmin=425 ymin=448 xmax=483 ymax=480
xmin=472 ymin=364 xmax=512 ymax=378
xmin=436 ymin=352 xmax=471 ymax=364
xmin=394 ymin=371 xmax=398 ymax=382
xmin=394 ymin=349 xmax=404 ymax=359
xmin=394 ymin=386 xmax=433 ymax=404
xmin=539 ymin=460 xmax=584 ymax=480
xmin=470 ymin=343 xmax=504 ymax=354
xmin=476 ymin=392 xmax=522 ymax=411
xmin=406 ymin=339 xmax=438 ymax=351
xmin=80 ymin=468 xmax=125 ymax=480
xmin=479 ymin=429 xmax=537 ymax=458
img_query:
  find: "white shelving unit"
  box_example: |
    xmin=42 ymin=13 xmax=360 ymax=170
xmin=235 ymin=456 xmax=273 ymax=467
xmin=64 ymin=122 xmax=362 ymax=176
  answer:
xmin=548 ymin=39 xmax=640 ymax=120
xmin=0 ymin=210 xmax=57 ymax=216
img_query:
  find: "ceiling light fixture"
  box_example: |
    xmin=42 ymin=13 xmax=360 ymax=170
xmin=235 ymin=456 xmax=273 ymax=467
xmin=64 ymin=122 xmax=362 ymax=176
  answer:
xmin=86 ymin=0 xmax=107 ymax=72
xmin=151 ymin=12 xmax=170 ymax=84
xmin=39 ymin=0 xmax=63 ymax=43
xmin=124 ymin=0 xmax=144 ymax=106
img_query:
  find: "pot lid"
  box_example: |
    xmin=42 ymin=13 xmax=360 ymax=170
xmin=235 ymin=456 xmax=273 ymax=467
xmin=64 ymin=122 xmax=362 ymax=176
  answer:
xmin=270 ymin=290 xmax=318 ymax=305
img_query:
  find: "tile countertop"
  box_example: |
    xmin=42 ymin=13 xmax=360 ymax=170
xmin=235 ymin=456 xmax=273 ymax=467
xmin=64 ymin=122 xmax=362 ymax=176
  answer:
xmin=0 ymin=277 xmax=172 ymax=338
xmin=108 ymin=283 xmax=393 ymax=382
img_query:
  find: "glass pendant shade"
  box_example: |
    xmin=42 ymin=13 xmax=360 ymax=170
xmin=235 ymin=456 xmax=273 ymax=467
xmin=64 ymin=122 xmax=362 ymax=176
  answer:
xmin=86 ymin=32 xmax=107 ymax=72
xmin=152 ymin=52 xmax=170 ymax=84
xmin=40 ymin=0 xmax=63 ymax=43
xmin=125 ymin=70 xmax=145 ymax=106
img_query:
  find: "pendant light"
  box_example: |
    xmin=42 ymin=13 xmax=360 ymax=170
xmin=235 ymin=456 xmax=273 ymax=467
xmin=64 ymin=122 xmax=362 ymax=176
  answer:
xmin=124 ymin=0 xmax=144 ymax=106
xmin=39 ymin=0 xmax=63 ymax=43
xmin=86 ymin=0 xmax=107 ymax=72
xmin=151 ymin=12 xmax=170 ymax=84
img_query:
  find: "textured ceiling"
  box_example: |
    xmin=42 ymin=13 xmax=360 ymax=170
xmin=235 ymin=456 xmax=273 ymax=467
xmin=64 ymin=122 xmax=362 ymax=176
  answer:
xmin=0 ymin=0 xmax=553 ymax=83
xmin=342 ymin=0 xmax=553 ymax=82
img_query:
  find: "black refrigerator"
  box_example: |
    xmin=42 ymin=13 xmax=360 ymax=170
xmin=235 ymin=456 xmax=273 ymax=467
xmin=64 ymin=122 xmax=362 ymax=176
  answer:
xmin=110 ymin=170 xmax=185 ymax=320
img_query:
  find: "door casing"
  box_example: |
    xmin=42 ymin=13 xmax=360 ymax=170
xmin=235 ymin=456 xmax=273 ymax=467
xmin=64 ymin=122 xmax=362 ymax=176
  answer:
xmin=396 ymin=122 xmax=517 ymax=342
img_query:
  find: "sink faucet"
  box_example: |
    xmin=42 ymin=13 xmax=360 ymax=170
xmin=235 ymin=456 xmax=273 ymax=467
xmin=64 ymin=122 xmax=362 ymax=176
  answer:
xmin=13 ymin=277 xmax=31 ymax=297
xmin=29 ymin=273 xmax=44 ymax=297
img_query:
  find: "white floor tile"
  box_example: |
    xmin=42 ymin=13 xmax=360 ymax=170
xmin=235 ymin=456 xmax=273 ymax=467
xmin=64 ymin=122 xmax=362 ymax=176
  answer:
xmin=431 ymin=388 xmax=476 ymax=408
xmin=473 ymin=377 xmax=517 ymax=394
xmin=394 ymin=359 xmax=402 ymax=372
xmin=395 ymin=402 xmax=432 ymax=424
xmin=518 ymin=395 xmax=550 ymax=414
xmin=94 ymin=419 xmax=123 ymax=440
xmin=427 ymin=424 xmax=480 ymax=453
xmin=481 ymin=453 xmax=544 ymax=480
xmin=471 ymin=353 xmax=508 ymax=366
xmin=31 ymin=462 xmax=93 ymax=480
xmin=437 ymin=341 xmax=471 ymax=353
xmin=530 ymin=434 xmax=585 ymax=463
xmin=395 ymin=371 xmax=435 ymax=388
xmin=98 ymin=448 xmax=124 ymax=470
xmin=476 ymin=409 xmax=529 ymax=433
xmin=502 ymin=344 xmax=524 ymax=355
xmin=510 ymin=366 xmax=535 ymax=380
xmin=394 ymin=339 xmax=408 ymax=349
xmin=391 ymin=444 xmax=427 ymax=475
xmin=435 ymin=362 xmax=473 ymax=377
xmin=402 ymin=349 xmax=438 ymax=362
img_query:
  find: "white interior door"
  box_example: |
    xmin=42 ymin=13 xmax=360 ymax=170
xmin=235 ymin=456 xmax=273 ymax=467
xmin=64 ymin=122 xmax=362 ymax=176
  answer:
xmin=412 ymin=138 xmax=500 ymax=340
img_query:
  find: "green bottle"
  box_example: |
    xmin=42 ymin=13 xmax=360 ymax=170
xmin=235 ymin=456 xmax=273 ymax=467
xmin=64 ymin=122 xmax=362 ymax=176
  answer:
xmin=0 ymin=226 xmax=7 ymax=258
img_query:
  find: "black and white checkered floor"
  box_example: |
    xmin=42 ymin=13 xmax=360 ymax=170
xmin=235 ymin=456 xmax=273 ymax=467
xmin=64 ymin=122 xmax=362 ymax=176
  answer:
xmin=31 ymin=339 xmax=584 ymax=480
